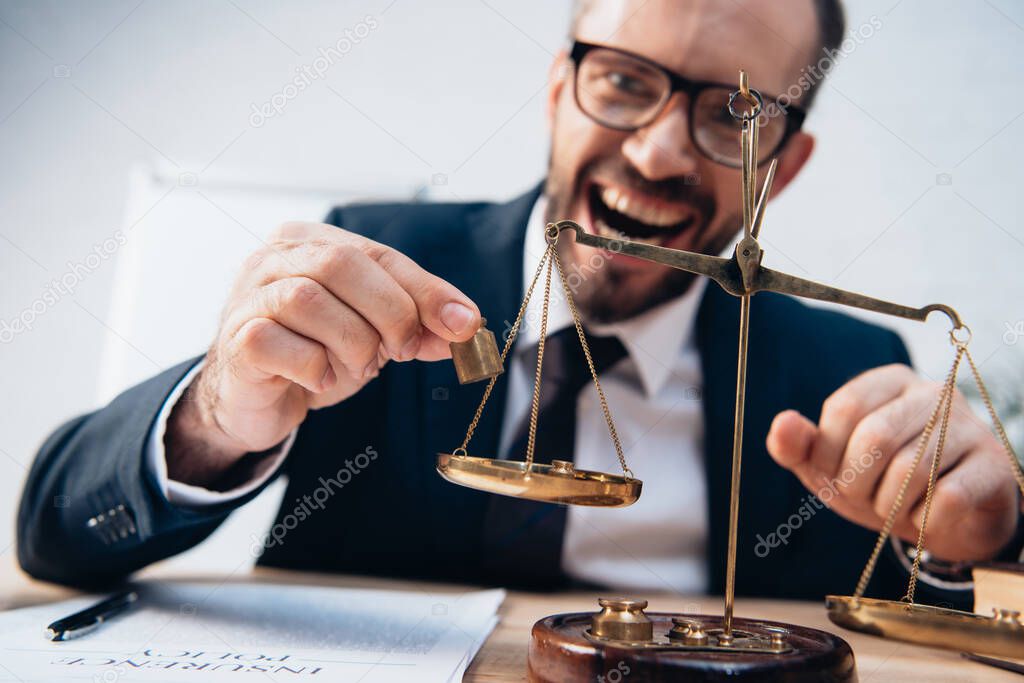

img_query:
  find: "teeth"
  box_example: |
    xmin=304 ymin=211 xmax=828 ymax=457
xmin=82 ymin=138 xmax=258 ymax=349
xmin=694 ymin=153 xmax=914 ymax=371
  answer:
xmin=616 ymin=193 xmax=630 ymax=214
xmin=595 ymin=218 xmax=663 ymax=245
xmin=599 ymin=185 xmax=690 ymax=227
xmin=603 ymin=186 xmax=621 ymax=209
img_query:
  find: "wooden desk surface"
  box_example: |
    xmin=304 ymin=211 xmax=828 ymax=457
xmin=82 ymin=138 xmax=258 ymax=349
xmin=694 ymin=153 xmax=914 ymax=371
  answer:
xmin=0 ymin=557 xmax=1012 ymax=682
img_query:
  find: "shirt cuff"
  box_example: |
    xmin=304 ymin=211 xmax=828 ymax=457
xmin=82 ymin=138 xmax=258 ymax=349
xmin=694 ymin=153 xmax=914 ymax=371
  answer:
xmin=145 ymin=359 xmax=296 ymax=507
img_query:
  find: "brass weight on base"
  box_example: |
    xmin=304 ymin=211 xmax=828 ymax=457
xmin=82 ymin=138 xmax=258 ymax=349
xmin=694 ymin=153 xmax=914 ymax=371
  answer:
xmin=590 ymin=598 xmax=654 ymax=641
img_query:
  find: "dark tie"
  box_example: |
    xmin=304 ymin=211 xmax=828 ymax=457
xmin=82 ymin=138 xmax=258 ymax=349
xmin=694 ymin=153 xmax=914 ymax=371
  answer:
xmin=480 ymin=326 xmax=628 ymax=588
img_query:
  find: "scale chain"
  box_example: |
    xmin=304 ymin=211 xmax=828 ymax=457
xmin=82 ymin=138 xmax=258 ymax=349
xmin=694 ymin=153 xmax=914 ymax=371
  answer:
xmin=455 ymin=232 xmax=635 ymax=480
xmin=551 ymin=243 xmax=631 ymax=478
xmin=903 ymin=346 xmax=961 ymax=603
xmin=853 ymin=345 xmax=962 ymax=599
xmin=524 ymin=249 xmax=556 ymax=469
xmin=964 ymin=346 xmax=1024 ymax=497
xmin=456 ymin=246 xmax=552 ymax=454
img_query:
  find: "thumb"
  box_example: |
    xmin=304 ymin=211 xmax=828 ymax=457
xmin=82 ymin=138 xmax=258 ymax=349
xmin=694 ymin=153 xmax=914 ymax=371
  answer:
xmin=766 ymin=409 xmax=818 ymax=471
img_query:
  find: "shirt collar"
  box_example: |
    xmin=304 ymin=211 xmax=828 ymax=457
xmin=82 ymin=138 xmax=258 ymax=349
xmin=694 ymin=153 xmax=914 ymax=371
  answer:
xmin=515 ymin=196 xmax=706 ymax=398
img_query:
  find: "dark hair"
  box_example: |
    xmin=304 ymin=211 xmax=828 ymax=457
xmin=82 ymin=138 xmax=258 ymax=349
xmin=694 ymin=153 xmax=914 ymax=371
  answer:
xmin=806 ymin=0 xmax=846 ymax=106
xmin=570 ymin=0 xmax=846 ymax=109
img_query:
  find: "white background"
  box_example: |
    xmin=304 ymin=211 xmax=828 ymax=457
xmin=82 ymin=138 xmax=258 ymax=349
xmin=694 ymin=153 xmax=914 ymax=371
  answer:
xmin=1 ymin=0 xmax=1023 ymax=577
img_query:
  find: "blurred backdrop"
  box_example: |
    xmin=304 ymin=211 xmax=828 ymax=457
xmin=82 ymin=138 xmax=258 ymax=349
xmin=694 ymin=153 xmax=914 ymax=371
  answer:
xmin=2 ymin=0 xmax=1023 ymax=579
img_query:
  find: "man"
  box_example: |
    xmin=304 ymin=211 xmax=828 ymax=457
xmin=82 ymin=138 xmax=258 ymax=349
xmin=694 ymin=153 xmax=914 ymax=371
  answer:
xmin=18 ymin=0 xmax=1022 ymax=605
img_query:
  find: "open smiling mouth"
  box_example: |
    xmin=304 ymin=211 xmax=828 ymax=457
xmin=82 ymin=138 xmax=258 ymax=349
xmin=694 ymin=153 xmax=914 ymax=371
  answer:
xmin=586 ymin=183 xmax=698 ymax=246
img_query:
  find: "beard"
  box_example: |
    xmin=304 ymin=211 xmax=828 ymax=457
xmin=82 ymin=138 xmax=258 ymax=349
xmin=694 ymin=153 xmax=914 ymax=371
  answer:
xmin=544 ymin=154 xmax=739 ymax=324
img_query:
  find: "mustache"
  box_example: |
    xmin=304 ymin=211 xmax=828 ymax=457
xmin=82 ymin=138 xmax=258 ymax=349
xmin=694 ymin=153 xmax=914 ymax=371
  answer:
xmin=580 ymin=158 xmax=716 ymax=217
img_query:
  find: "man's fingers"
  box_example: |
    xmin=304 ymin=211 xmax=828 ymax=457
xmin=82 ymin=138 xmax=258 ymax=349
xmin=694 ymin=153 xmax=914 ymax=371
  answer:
xmin=837 ymin=382 xmax=938 ymax=499
xmin=228 ymin=317 xmax=335 ymax=395
xmin=765 ymin=364 xmax=1020 ymax=561
xmin=767 ymin=409 xmax=816 ymax=468
xmin=300 ymin=241 xmax=425 ymax=359
xmin=871 ymin=420 xmax=975 ymax=524
xmin=283 ymin=223 xmax=481 ymax=343
xmin=356 ymin=240 xmax=481 ymax=342
xmin=811 ymin=364 xmax=916 ymax=480
xmin=415 ymin=330 xmax=457 ymax=361
xmin=227 ymin=276 xmax=382 ymax=381
xmin=766 ymin=410 xmax=828 ymax=491
xmin=904 ymin=450 xmax=1019 ymax=559
xmin=248 ymin=225 xmax=481 ymax=350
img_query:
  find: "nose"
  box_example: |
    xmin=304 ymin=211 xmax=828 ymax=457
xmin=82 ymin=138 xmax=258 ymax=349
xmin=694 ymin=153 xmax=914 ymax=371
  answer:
xmin=621 ymin=94 xmax=700 ymax=182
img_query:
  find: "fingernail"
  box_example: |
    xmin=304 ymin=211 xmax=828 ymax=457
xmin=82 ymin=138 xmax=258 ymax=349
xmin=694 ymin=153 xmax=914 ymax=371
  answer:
xmin=440 ymin=302 xmax=476 ymax=336
xmin=320 ymin=364 xmax=337 ymax=391
xmin=399 ymin=334 xmax=421 ymax=361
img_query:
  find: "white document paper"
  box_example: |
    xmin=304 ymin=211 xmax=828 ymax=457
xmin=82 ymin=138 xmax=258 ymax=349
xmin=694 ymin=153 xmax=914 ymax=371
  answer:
xmin=0 ymin=582 xmax=505 ymax=682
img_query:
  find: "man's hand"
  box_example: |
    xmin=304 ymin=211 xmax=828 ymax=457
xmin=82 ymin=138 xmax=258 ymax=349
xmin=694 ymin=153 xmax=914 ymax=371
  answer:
xmin=766 ymin=364 xmax=1020 ymax=562
xmin=165 ymin=221 xmax=481 ymax=487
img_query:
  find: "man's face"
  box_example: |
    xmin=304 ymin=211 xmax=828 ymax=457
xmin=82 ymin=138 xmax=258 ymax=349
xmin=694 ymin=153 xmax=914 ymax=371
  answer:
xmin=546 ymin=0 xmax=817 ymax=322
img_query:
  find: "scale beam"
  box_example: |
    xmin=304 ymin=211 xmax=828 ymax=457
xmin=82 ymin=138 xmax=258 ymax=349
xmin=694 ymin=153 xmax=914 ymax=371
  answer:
xmin=552 ymin=220 xmax=963 ymax=331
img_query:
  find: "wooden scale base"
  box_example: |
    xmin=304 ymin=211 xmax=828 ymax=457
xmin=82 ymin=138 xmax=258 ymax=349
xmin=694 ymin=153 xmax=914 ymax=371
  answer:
xmin=527 ymin=599 xmax=857 ymax=683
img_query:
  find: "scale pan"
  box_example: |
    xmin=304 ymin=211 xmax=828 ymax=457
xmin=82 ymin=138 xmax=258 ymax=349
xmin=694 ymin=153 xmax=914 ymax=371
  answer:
xmin=826 ymin=595 xmax=1024 ymax=659
xmin=436 ymin=453 xmax=641 ymax=507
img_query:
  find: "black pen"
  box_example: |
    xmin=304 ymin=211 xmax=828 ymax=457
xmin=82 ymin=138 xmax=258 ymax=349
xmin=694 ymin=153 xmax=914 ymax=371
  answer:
xmin=46 ymin=590 xmax=138 ymax=641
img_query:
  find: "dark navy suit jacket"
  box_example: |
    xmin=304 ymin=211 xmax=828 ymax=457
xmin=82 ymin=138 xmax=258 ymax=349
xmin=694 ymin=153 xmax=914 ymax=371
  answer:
xmin=17 ymin=186 xmax=975 ymax=607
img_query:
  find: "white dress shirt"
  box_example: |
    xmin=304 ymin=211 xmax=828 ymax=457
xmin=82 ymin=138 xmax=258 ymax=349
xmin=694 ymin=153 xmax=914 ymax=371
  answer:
xmin=147 ymin=197 xmax=710 ymax=594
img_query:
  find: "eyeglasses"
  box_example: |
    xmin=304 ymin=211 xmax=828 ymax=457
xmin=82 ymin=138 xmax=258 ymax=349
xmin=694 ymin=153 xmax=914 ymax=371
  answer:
xmin=568 ymin=40 xmax=806 ymax=168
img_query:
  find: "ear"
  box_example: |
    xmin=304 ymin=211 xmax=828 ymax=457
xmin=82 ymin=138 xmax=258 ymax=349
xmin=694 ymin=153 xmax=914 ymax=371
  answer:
xmin=546 ymin=50 xmax=570 ymax=131
xmin=767 ymin=130 xmax=814 ymax=200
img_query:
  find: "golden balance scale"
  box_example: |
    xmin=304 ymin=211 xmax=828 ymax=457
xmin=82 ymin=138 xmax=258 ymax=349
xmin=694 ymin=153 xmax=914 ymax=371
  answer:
xmin=437 ymin=73 xmax=1024 ymax=681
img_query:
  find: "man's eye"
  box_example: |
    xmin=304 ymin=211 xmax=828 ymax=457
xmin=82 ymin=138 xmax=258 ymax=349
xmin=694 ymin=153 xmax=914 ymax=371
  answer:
xmin=607 ymin=72 xmax=652 ymax=97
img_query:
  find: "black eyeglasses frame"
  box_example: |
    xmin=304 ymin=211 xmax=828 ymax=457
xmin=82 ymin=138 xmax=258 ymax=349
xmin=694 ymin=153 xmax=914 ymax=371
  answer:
xmin=568 ymin=40 xmax=807 ymax=167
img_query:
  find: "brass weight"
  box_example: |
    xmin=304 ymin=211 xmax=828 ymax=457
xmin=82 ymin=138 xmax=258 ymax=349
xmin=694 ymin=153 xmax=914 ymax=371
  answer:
xmin=450 ymin=318 xmax=503 ymax=384
xmin=590 ymin=598 xmax=654 ymax=642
